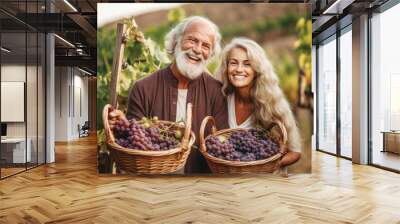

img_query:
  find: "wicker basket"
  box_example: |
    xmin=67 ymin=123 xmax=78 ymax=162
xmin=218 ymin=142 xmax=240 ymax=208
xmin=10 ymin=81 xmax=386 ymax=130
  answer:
xmin=199 ymin=116 xmax=287 ymax=174
xmin=103 ymin=103 xmax=195 ymax=174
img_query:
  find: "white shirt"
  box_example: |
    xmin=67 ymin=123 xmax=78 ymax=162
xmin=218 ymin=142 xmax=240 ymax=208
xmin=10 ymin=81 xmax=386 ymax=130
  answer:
xmin=227 ymin=94 xmax=254 ymax=129
xmin=175 ymin=89 xmax=188 ymax=122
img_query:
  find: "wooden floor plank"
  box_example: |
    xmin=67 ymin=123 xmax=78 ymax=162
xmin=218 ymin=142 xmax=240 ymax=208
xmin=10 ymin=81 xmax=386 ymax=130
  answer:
xmin=0 ymin=135 xmax=400 ymax=223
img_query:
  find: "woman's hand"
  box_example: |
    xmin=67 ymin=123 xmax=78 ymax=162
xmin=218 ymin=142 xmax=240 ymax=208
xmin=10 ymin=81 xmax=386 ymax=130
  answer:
xmin=108 ymin=109 xmax=127 ymax=129
xmin=279 ymin=142 xmax=288 ymax=155
xmin=272 ymin=142 xmax=287 ymax=172
xmin=273 ymin=159 xmax=282 ymax=172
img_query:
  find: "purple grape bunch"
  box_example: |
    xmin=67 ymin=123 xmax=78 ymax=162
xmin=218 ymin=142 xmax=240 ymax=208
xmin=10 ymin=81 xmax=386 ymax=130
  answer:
xmin=205 ymin=136 xmax=237 ymax=160
xmin=145 ymin=126 xmax=179 ymax=151
xmin=205 ymin=128 xmax=281 ymax=162
xmin=113 ymin=118 xmax=180 ymax=151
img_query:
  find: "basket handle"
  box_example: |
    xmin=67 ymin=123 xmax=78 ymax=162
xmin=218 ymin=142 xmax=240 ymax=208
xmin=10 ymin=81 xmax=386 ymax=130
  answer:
xmin=181 ymin=103 xmax=193 ymax=151
xmin=199 ymin=116 xmax=218 ymax=148
xmin=103 ymin=104 xmax=116 ymax=143
xmin=268 ymin=120 xmax=288 ymax=144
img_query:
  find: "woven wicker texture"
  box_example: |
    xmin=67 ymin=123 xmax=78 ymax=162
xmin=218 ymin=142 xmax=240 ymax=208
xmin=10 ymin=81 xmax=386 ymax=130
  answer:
xmin=199 ymin=116 xmax=287 ymax=174
xmin=103 ymin=103 xmax=195 ymax=174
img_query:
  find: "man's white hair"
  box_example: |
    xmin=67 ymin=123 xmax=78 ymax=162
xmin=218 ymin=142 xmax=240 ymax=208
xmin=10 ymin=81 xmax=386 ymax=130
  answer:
xmin=164 ymin=16 xmax=221 ymax=60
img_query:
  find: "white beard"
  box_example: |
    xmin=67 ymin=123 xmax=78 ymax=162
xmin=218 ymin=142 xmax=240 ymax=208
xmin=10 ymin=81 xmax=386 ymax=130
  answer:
xmin=174 ymin=44 xmax=208 ymax=80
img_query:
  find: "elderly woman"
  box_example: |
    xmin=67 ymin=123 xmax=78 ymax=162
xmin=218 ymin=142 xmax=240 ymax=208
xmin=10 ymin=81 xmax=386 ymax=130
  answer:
xmin=216 ymin=37 xmax=301 ymax=170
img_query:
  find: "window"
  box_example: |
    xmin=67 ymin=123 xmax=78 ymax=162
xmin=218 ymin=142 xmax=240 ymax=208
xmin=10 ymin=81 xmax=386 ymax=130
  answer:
xmin=0 ymin=1 xmax=46 ymax=179
xmin=370 ymin=2 xmax=400 ymax=171
xmin=317 ymin=35 xmax=337 ymax=154
xmin=339 ymin=27 xmax=352 ymax=158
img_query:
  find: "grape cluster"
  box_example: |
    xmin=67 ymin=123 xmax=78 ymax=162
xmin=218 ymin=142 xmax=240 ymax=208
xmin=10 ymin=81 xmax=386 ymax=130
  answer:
xmin=112 ymin=118 xmax=180 ymax=151
xmin=205 ymin=128 xmax=280 ymax=162
xmin=205 ymin=136 xmax=236 ymax=160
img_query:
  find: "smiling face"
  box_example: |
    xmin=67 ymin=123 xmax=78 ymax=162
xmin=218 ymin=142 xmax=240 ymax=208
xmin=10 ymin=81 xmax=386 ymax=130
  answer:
xmin=181 ymin=20 xmax=214 ymax=62
xmin=227 ymin=47 xmax=256 ymax=89
xmin=174 ymin=20 xmax=215 ymax=80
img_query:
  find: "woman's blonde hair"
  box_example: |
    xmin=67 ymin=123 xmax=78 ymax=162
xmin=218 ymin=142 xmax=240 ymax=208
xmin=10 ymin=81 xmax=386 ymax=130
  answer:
xmin=216 ymin=37 xmax=302 ymax=151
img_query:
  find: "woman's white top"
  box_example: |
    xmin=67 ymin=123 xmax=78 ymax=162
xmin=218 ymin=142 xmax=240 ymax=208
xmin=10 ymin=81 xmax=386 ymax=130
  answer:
xmin=227 ymin=94 xmax=254 ymax=129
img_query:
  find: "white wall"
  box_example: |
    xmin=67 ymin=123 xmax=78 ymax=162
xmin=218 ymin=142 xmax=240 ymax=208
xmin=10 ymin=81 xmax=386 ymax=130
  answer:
xmin=72 ymin=73 xmax=89 ymax=138
xmin=0 ymin=65 xmax=42 ymax=137
xmin=1 ymin=65 xmax=26 ymax=138
xmin=55 ymin=67 xmax=69 ymax=141
xmin=54 ymin=67 xmax=89 ymax=141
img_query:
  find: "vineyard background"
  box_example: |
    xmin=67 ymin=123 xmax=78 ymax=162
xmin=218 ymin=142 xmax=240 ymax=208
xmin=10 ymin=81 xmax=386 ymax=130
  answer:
xmin=97 ymin=3 xmax=312 ymax=173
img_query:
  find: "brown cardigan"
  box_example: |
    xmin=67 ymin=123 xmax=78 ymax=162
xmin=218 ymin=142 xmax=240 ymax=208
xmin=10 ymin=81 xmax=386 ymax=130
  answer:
xmin=126 ymin=65 xmax=229 ymax=173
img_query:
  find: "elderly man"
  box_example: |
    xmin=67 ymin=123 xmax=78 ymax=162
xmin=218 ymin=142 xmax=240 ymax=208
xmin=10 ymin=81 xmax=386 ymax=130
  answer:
xmin=110 ymin=16 xmax=228 ymax=173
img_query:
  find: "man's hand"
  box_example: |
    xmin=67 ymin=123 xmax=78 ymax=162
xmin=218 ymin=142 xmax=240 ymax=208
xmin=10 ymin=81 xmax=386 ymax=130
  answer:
xmin=108 ymin=109 xmax=127 ymax=129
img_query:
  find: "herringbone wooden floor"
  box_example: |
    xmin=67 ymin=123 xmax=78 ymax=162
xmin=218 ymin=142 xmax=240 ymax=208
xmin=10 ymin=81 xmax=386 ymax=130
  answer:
xmin=1 ymin=135 xmax=400 ymax=224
